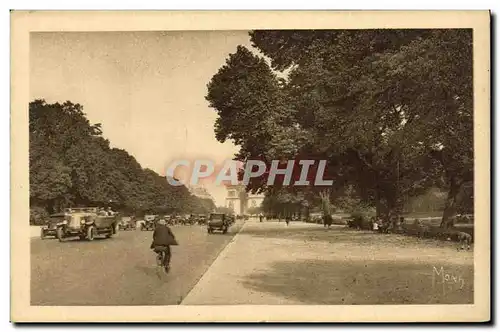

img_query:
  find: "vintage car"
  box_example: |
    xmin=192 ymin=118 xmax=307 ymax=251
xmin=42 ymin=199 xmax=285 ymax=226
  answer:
xmin=140 ymin=214 xmax=157 ymax=230
xmin=40 ymin=213 xmax=64 ymax=239
xmin=177 ymin=214 xmax=190 ymax=225
xmin=55 ymin=207 xmax=119 ymax=242
xmin=141 ymin=218 xmax=156 ymax=231
xmin=222 ymin=214 xmax=235 ymax=225
xmin=197 ymin=214 xmax=208 ymax=225
xmin=311 ymin=213 xmax=323 ymax=224
xmin=144 ymin=214 xmax=157 ymax=222
xmin=179 ymin=214 xmax=194 ymax=225
xmin=305 ymin=213 xmax=320 ymax=223
xmin=166 ymin=215 xmax=183 ymax=226
xmin=118 ymin=216 xmax=136 ymax=230
xmin=163 ymin=215 xmax=173 ymax=225
xmin=207 ymin=213 xmax=231 ymax=234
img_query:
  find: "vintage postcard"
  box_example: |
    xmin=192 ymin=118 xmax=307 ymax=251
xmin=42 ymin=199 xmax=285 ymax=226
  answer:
xmin=11 ymin=10 xmax=490 ymax=322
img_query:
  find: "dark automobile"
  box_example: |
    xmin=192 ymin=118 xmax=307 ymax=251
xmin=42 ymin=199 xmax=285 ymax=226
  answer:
xmin=188 ymin=214 xmax=198 ymax=224
xmin=40 ymin=213 xmax=64 ymax=239
xmin=163 ymin=215 xmax=174 ymax=226
xmin=141 ymin=215 xmax=157 ymax=231
xmin=141 ymin=219 xmax=156 ymax=231
xmin=179 ymin=214 xmax=192 ymax=225
xmin=197 ymin=214 xmax=208 ymax=225
xmin=207 ymin=213 xmax=231 ymax=234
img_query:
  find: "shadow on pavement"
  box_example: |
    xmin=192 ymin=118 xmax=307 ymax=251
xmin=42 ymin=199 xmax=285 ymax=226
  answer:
xmin=241 ymin=259 xmax=474 ymax=305
xmin=136 ymin=265 xmax=161 ymax=278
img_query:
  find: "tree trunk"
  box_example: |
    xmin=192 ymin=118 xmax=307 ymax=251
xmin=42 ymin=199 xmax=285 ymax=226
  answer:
xmin=440 ymin=177 xmax=462 ymax=228
xmin=319 ymin=189 xmax=331 ymax=216
xmin=374 ymin=186 xmax=391 ymax=221
xmin=375 ymin=198 xmax=387 ymax=220
xmin=47 ymin=199 xmax=56 ymax=215
xmin=379 ymin=187 xmax=404 ymax=229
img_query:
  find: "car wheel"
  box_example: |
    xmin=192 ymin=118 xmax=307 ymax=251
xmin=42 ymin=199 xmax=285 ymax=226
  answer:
xmin=87 ymin=225 xmax=96 ymax=241
xmin=223 ymin=227 xmax=228 ymax=234
xmin=56 ymin=227 xmax=64 ymax=242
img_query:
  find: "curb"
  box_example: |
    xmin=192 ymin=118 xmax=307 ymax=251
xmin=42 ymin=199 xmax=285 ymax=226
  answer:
xmin=180 ymin=220 xmax=248 ymax=304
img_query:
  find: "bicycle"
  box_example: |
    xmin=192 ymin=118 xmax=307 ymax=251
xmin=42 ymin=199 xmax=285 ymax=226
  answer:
xmin=153 ymin=246 xmax=171 ymax=275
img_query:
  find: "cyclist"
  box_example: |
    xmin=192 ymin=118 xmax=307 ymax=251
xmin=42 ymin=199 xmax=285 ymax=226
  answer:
xmin=150 ymin=219 xmax=178 ymax=272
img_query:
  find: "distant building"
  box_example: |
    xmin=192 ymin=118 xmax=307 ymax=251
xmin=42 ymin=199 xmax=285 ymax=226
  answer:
xmin=188 ymin=184 xmax=214 ymax=201
xmin=225 ymin=183 xmax=264 ymax=216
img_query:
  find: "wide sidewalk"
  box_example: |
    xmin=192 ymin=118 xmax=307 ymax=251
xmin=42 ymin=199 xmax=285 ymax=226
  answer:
xmin=182 ymin=219 xmax=314 ymax=305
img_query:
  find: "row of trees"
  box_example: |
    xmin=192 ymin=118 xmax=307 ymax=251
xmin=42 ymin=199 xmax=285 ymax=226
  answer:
xmin=206 ymin=29 xmax=473 ymax=227
xmin=29 ymin=99 xmax=215 ymax=221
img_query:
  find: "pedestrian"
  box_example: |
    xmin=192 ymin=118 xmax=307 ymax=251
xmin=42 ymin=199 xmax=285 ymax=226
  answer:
xmin=285 ymin=215 xmax=290 ymax=226
xmin=378 ymin=217 xmax=389 ymax=233
xmin=323 ymin=214 xmax=333 ymax=229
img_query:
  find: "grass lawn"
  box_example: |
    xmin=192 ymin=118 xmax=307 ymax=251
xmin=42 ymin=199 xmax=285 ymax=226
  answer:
xmin=242 ymin=223 xmax=474 ymax=304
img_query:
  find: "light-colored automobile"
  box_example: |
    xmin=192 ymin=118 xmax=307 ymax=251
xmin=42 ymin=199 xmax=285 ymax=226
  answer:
xmin=118 ymin=216 xmax=136 ymax=230
xmin=56 ymin=207 xmax=119 ymax=242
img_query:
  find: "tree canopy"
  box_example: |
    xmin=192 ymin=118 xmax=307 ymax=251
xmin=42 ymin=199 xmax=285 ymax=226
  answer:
xmin=29 ymin=99 xmax=214 ymax=218
xmin=206 ymin=29 xmax=473 ymax=226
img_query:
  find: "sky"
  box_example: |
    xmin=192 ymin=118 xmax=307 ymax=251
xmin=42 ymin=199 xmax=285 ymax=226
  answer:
xmin=30 ymin=31 xmax=262 ymax=206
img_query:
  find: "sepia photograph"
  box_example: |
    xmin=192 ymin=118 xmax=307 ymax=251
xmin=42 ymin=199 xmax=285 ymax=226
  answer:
xmin=10 ymin=10 xmax=490 ymax=322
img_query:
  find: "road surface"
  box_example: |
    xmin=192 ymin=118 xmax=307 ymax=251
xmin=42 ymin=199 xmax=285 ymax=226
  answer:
xmin=31 ymin=222 xmax=243 ymax=305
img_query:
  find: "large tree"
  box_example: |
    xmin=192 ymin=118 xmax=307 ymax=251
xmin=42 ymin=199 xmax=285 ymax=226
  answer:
xmin=250 ymin=29 xmax=472 ymax=222
xmin=206 ymin=29 xmax=473 ymax=225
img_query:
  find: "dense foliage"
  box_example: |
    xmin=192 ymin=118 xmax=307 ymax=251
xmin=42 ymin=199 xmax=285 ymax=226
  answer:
xmin=206 ymin=29 xmax=473 ymax=227
xmin=29 ymin=99 xmax=215 ymax=220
